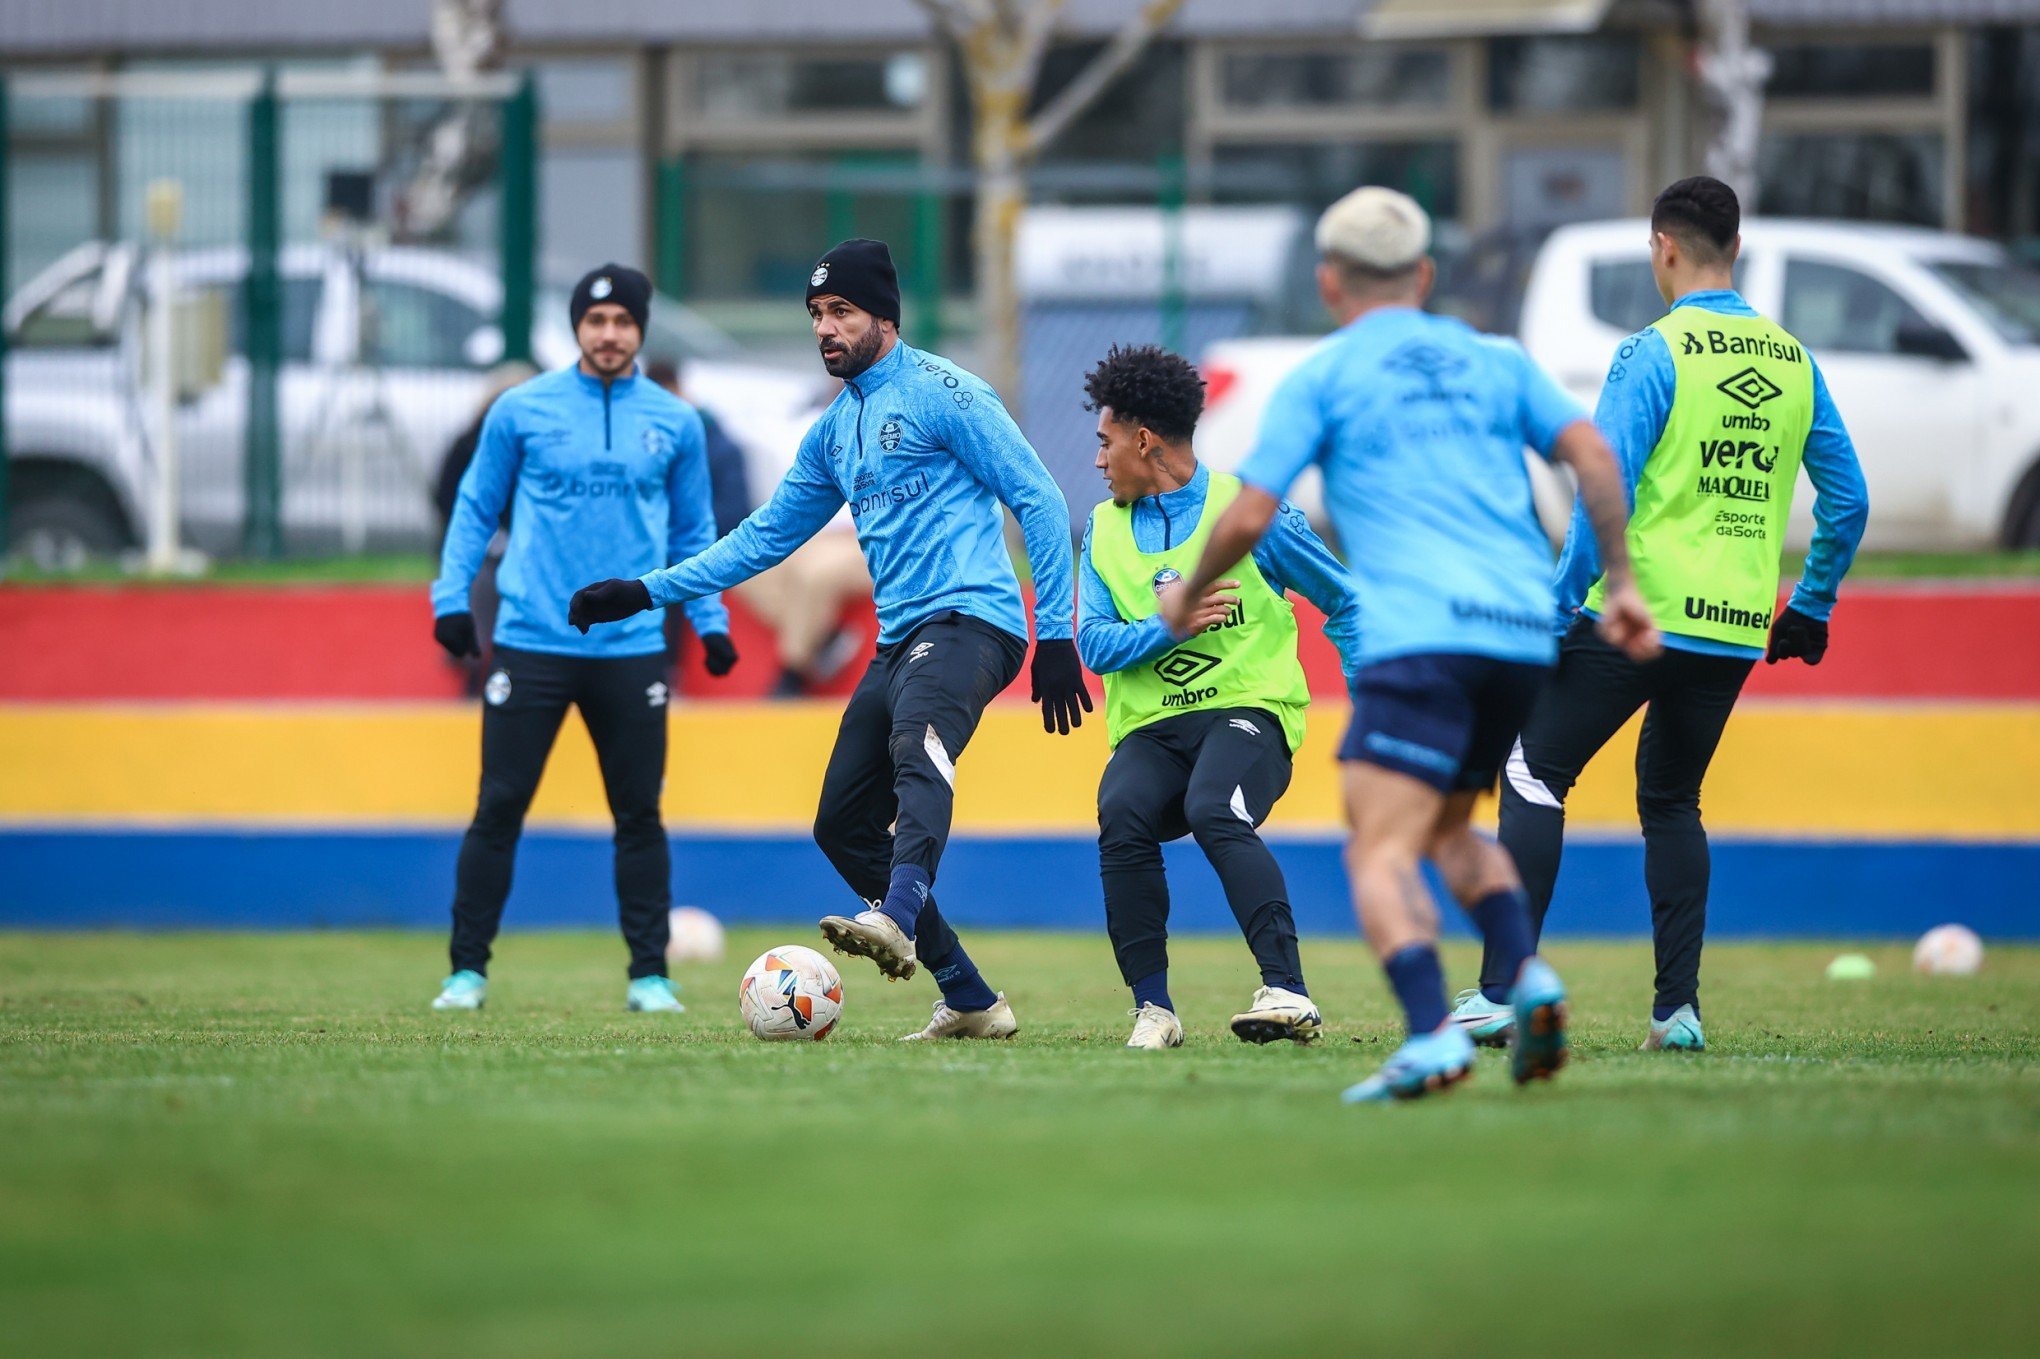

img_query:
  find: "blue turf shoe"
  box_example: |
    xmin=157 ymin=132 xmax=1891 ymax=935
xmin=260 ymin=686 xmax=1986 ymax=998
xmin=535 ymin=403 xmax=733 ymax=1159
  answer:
xmin=1448 ymin=988 xmax=1516 ymax=1048
xmin=1642 ymin=1003 xmax=1704 ymax=1052
xmin=1509 ymin=956 xmax=1569 ymax=1086
xmin=432 ymin=969 xmax=487 ymax=1011
xmin=1341 ymin=1025 xmax=1478 ymax=1104
xmin=626 ymin=975 xmax=686 ymax=1013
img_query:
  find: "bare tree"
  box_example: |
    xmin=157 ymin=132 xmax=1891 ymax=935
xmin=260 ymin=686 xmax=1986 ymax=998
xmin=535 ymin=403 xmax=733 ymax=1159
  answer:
xmin=912 ymin=0 xmax=1188 ymax=406
xmin=1695 ymin=0 xmax=1771 ymax=206
xmin=396 ymin=0 xmax=509 ymax=240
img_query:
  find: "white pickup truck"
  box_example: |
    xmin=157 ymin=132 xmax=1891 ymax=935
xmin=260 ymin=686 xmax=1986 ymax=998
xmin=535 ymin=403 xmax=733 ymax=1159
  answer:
xmin=1199 ymin=218 xmax=2040 ymax=550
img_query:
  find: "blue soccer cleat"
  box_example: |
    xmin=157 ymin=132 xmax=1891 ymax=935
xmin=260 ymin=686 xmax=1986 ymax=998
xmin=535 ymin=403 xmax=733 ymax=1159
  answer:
xmin=1641 ymin=1003 xmax=1704 ymax=1052
xmin=1341 ymin=1025 xmax=1477 ymax=1104
xmin=626 ymin=975 xmax=686 ymax=1013
xmin=1448 ymin=987 xmax=1515 ymax=1048
xmin=1509 ymin=956 xmax=1569 ymax=1085
xmin=432 ymin=969 xmax=487 ymax=1011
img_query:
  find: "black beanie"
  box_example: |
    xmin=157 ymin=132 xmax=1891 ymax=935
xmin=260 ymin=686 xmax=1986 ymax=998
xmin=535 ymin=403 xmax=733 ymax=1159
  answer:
xmin=570 ymin=263 xmax=651 ymax=332
xmin=805 ymin=238 xmax=900 ymax=323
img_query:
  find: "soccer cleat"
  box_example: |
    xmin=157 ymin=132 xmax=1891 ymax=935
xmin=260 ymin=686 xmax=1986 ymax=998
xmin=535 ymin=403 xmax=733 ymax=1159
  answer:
xmin=1341 ymin=1025 xmax=1477 ymax=1103
xmin=819 ymin=909 xmax=919 ymax=982
xmin=431 ymin=970 xmax=487 ymax=1011
xmin=899 ymin=992 xmax=1018 ymax=1041
xmin=1509 ymin=956 xmax=1569 ymax=1085
xmin=1641 ymin=1003 xmax=1705 ymax=1052
xmin=1228 ymin=985 xmax=1323 ymax=1044
xmin=1448 ymin=987 xmax=1516 ymax=1047
xmin=1125 ymin=1002 xmax=1184 ymax=1050
xmin=625 ymin=975 xmax=686 ymax=1013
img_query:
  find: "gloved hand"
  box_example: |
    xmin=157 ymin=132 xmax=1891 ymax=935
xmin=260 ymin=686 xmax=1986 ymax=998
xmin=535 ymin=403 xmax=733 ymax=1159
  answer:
xmin=701 ymin=633 xmax=739 ymax=677
xmin=1765 ymin=606 xmax=1829 ymax=666
xmin=1030 ymin=638 xmax=1093 ymax=736
xmin=569 ymin=578 xmax=652 ymax=634
xmin=433 ymin=611 xmax=480 ymax=660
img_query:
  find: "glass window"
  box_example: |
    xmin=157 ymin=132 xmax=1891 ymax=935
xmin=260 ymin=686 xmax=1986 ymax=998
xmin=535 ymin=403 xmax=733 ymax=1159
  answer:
xmin=1210 ymin=141 xmax=1460 ymax=221
xmin=216 ymin=274 xmax=322 ymax=364
xmin=1782 ymin=259 xmax=1933 ymax=355
xmin=1926 ymin=260 xmax=2040 ymax=345
xmin=1757 ymin=133 xmax=1943 ymax=226
xmin=536 ymin=58 xmax=633 ymax=125
xmin=1488 ymin=36 xmax=1639 ymax=113
xmin=13 ymin=268 xmax=107 ymax=349
xmin=1768 ymin=44 xmax=1935 ymax=100
xmin=683 ymin=153 xmax=922 ymax=300
xmin=1219 ymin=48 xmax=1450 ymax=109
xmin=696 ymin=53 xmax=926 ymax=117
xmin=365 ymin=278 xmax=489 ymax=369
xmin=1589 ymin=260 xmax=1664 ymax=333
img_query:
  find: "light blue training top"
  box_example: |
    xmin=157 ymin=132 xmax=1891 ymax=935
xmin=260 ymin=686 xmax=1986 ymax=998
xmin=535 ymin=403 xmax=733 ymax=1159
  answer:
xmin=641 ymin=340 xmax=1075 ymax=646
xmin=431 ymin=365 xmax=728 ymax=657
xmin=1078 ymin=462 xmax=1365 ymax=679
xmin=1238 ymin=307 xmax=1587 ymax=670
xmin=1552 ymin=289 xmax=1870 ymax=659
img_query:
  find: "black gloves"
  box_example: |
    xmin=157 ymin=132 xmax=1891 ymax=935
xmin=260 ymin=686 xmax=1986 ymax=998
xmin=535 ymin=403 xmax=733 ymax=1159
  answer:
xmin=433 ymin=611 xmax=480 ymax=660
xmin=568 ymin=578 xmax=653 ymax=634
xmin=1765 ymin=606 xmax=1829 ymax=666
xmin=701 ymin=633 xmax=739 ymax=677
xmin=1030 ymin=638 xmax=1093 ymax=736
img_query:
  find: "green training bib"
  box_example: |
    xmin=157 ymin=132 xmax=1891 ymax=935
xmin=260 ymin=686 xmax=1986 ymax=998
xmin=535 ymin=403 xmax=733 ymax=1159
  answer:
xmin=1586 ymin=306 xmax=1816 ymax=648
xmin=1088 ymin=472 xmax=1310 ymax=751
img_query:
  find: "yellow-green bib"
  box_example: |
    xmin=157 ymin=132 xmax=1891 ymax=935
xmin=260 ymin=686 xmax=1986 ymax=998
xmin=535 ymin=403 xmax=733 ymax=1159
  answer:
xmin=1586 ymin=306 xmax=1816 ymax=647
xmin=1089 ymin=472 xmax=1310 ymax=751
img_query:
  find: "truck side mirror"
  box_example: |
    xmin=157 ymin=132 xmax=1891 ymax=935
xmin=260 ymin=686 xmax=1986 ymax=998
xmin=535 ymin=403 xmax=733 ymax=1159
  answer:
xmin=1894 ymin=319 xmax=1967 ymax=362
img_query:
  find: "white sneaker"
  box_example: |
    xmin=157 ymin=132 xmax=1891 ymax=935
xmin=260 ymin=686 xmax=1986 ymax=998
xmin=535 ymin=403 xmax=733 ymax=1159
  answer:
xmin=818 ymin=909 xmax=919 ymax=981
xmin=1125 ymin=1002 xmax=1184 ymax=1050
xmin=1228 ymin=985 xmax=1322 ymax=1044
xmin=899 ymin=992 xmax=1018 ymax=1041
xmin=431 ymin=969 xmax=486 ymax=1011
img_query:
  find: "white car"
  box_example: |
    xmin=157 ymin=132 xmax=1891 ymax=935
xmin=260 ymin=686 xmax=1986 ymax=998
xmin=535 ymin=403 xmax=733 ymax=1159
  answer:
xmin=3 ymin=243 xmax=821 ymax=565
xmin=1199 ymin=218 xmax=2040 ymax=550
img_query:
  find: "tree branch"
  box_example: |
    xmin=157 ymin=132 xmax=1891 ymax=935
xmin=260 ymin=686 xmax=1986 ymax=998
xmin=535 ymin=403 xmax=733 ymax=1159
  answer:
xmin=909 ymin=0 xmax=983 ymax=41
xmin=1023 ymin=0 xmax=1186 ymax=157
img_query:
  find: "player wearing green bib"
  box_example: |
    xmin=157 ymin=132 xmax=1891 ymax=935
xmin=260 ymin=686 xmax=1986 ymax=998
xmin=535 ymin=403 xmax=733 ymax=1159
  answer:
xmin=1076 ymin=346 xmax=1363 ymax=1050
xmin=1466 ymin=177 xmax=1870 ymax=1052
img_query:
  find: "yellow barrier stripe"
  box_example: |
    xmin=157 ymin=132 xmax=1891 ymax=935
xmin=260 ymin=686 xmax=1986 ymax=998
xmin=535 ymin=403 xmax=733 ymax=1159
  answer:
xmin=2 ymin=701 xmax=2036 ymax=840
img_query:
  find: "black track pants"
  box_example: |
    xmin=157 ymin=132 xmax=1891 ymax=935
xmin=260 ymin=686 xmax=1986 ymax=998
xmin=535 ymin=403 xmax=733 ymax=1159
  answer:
xmin=449 ymin=646 xmax=674 ymax=980
xmin=1492 ymin=618 xmax=1753 ymax=1012
xmin=1096 ymin=707 xmax=1303 ymax=992
xmin=810 ymin=613 xmax=1027 ymax=971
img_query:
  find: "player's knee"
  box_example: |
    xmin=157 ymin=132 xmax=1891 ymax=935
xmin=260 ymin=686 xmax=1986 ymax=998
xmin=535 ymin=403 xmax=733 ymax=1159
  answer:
xmin=1096 ymin=786 xmax=1159 ymax=845
xmin=1636 ymin=787 xmax=1702 ymax=828
xmin=473 ymin=779 xmax=535 ymax=831
xmin=889 ymin=724 xmax=955 ymax=790
xmin=1183 ymin=789 xmax=1252 ymax=842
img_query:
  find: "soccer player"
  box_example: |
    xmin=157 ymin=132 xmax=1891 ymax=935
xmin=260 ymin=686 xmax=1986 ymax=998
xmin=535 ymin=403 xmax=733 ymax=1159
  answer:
xmin=429 ymin=264 xmax=738 ymax=1013
xmin=569 ymin=238 xmax=1088 ymax=1041
xmin=1163 ymin=187 xmax=1659 ymax=1102
xmin=1463 ymin=176 xmax=1868 ymax=1052
xmin=1077 ymin=344 xmax=1362 ymax=1050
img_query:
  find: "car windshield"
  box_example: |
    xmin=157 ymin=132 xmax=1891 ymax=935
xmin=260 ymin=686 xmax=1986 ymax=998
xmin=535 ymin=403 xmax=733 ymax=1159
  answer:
xmin=1925 ymin=259 xmax=2040 ymax=345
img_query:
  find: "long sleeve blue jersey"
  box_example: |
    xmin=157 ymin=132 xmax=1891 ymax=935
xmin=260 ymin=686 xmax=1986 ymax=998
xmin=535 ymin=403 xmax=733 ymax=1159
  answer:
xmin=640 ymin=340 xmax=1076 ymax=646
xmin=1551 ymin=289 xmax=1870 ymax=658
xmin=431 ymin=366 xmax=729 ymax=657
xmin=1078 ymin=463 xmax=1365 ymax=679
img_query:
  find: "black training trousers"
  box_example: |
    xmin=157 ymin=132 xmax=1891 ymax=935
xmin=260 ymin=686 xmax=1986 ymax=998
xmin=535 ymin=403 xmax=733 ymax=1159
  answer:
xmin=449 ymin=646 xmax=674 ymax=980
xmin=1096 ymin=707 xmax=1304 ymax=992
xmin=1492 ymin=617 xmax=1754 ymax=1012
xmin=811 ymin=612 xmax=1027 ymax=972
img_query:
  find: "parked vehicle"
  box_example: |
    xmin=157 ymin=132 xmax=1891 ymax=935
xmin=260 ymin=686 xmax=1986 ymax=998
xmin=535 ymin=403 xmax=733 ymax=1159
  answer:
xmin=3 ymin=243 xmax=821 ymax=567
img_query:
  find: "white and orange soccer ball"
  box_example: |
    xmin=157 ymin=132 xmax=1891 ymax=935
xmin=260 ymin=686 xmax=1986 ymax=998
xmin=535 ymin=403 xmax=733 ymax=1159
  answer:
xmin=739 ymin=945 xmax=844 ymax=1040
xmin=666 ymin=906 xmax=727 ymax=965
xmin=1912 ymin=923 xmax=1985 ymax=976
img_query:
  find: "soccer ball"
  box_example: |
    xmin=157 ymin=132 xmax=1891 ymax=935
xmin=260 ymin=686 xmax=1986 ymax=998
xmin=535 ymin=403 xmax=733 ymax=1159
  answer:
xmin=1913 ymin=923 xmax=1984 ymax=976
xmin=739 ymin=946 xmax=844 ymax=1040
xmin=666 ymin=906 xmax=726 ymax=965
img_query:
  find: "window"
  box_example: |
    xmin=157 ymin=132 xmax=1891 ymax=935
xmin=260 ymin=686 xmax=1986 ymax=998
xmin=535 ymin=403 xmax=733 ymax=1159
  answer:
xmin=536 ymin=58 xmax=634 ymax=126
xmin=1782 ymin=260 xmax=1932 ymax=355
xmin=1219 ymin=48 xmax=1450 ymax=110
xmin=217 ymin=275 xmax=322 ymax=365
xmin=682 ymin=153 xmax=923 ymax=299
xmin=365 ymin=279 xmax=488 ymax=370
xmin=1588 ymin=260 xmax=1663 ymax=334
xmin=695 ymin=53 xmax=927 ymax=117
xmin=13 ymin=269 xmax=107 ymax=349
xmin=1926 ymin=260 xmax=2040 ymax=346
xmin=1210 ymin=141 xmax=1460 ymax=221
xmin=1768 ymin=44 xmax=1935 ymax=99
xmin=1487 ymin=36 xmax=1639 ymax=113
xmin=1757 ymin=133 xmax=1944 ymax=226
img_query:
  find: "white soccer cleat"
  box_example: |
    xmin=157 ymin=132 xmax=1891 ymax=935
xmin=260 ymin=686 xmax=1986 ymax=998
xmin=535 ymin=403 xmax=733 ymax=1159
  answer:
xmin=431 ymin=970 xmax=487 ymax=1011
xmin=1448 ymin=987 xmax=1517 ymax=1048
xmin=818 ymin=909 xmax=919 ymax=981
xmin=1228 ymin=985 xmax=1322 ymax=1044
xmin=899 ymin=992 xmax=1018 ymax=1041
xmin=1125 ymin=1002 xmax=1184 ymax=1050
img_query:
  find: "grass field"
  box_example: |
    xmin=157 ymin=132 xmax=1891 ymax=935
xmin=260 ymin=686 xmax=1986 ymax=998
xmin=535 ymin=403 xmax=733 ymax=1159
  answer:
xmin=3 ymin=930 xmax=2036 ymax=1357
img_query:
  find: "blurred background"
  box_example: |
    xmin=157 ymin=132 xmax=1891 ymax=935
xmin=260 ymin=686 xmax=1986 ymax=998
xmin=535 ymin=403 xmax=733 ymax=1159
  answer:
xmin=0 ymin=1 xmax=2034 ymax=938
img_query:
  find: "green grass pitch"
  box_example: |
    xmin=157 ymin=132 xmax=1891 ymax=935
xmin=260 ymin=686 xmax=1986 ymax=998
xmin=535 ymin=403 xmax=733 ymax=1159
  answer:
xmin=3 ymin=930 xmax=2036 ymax=1357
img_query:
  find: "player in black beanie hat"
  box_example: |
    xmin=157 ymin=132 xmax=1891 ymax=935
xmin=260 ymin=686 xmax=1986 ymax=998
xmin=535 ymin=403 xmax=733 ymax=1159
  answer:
xmin=804 ymin=239 xmax=903 ymax=379
xmin=570 ymin=263 xmax=652 ymax=334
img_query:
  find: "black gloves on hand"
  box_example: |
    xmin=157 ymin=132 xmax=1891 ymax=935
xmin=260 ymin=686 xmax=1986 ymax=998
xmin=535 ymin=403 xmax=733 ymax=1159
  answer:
xmin=1030 ymin=638 xmax=1093 ymax=736
xmin=701 ymin=633 xmax=739 ymax=678
xmin=1765 ymin=606 xmax=1829 ymax=666
xmin=568 ymin=578 xmax=653 ymax=635
xmin=433 ymin=611 xmax=480 ymax=660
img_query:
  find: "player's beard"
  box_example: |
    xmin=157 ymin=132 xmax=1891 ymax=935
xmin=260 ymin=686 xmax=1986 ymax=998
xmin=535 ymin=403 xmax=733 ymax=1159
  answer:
xmin=820 ymin=324 xmax=886 ymax=379
xmin=582 ymin=342 xmax=636 ymax=379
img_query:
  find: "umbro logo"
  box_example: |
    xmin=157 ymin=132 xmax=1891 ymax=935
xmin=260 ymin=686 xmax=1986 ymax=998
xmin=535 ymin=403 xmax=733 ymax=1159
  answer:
xmin=1154 ymin=650 xmax=1220 ymax=689
xmin=645 ymin=681 xmax=669 ymax=708
xmin=1716 ymin=367 xmax=1784 ymax=411
xmin=909 ymin=641 xmax=934 ymax=663
xmin=1228 ymin=718 xmax=1260 ymax=736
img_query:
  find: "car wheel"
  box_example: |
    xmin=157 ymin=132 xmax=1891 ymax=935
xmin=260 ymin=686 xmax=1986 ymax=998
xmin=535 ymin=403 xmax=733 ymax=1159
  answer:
xmin=9 ymin=494 xmax=133 ymax=572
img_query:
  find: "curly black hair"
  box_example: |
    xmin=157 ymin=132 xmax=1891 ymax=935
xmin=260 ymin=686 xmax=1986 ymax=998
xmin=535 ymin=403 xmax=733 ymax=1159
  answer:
xmin=1082 ymin=343 xmax=1206 ymax=445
